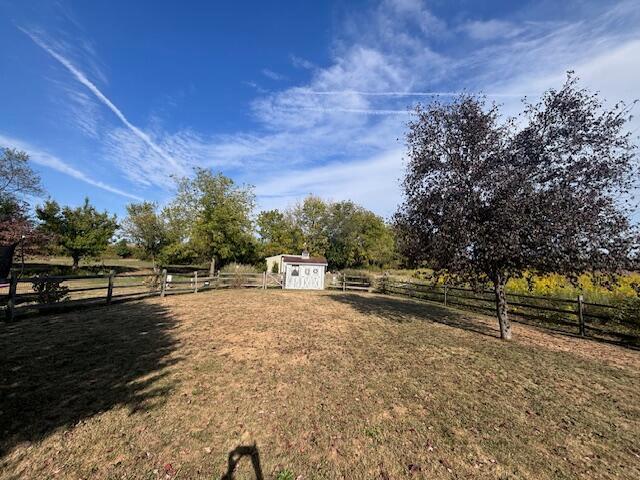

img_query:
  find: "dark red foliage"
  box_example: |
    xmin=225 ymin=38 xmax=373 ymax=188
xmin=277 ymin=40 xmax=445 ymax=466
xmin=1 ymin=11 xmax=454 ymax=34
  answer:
xmin=395 ymin=73 xmax=639 ymax=338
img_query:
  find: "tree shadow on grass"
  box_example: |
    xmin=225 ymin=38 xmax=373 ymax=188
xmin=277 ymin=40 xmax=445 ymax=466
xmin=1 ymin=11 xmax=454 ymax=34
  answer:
xmin=330 ymin=293 xmax=499 ymax=338
xmin=0 ymin=300 xmax=180 ymax=458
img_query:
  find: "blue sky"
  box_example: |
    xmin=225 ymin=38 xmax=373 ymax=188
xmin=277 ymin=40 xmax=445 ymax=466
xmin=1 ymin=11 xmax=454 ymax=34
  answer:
xmin=1 ymin=0 xmax=639 ymax=220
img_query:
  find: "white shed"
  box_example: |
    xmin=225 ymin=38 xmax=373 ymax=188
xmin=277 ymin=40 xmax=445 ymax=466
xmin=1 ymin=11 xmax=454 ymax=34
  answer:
xmin=276 ymin=251 xmax=328 ymax=290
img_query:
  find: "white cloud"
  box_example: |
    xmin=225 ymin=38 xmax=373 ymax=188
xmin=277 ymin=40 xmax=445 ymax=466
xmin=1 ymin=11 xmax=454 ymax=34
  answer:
xmin=262 ymin=68 xmax=286 ymax=81
xmin=255 ymin=149 xmax=404 ymax=217
xmin=19 ymin=27 xmax=187 ymax=178
xmin=290 ymin=55 xmax=316 ymax=70
xmin=16 ymin=0 xmax=640 ymax=218
xmin=460 ymin=20 xmax=524 ymax=41
xmin=0 ymin=134 xmax=142 ymax=201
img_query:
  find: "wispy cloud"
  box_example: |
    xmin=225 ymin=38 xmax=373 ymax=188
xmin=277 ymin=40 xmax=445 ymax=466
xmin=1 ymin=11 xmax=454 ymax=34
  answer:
xmin=19 ymin=26 xmax=186 ymax=177
xmin=290 ymin=55 xmax=316 ymax=70
xmin=0 ymin=134 xmax=142 ymax=201
xmin=298 ymin=90 xmax=528 ymax=98
xmin=262 ymin=68 xmax=286 ymax=81
xmin=256 ymin=149 xmax=404 ymax=216
xmin=459 ymin=19 xmax=525 ymax=41
xmin=13 ymin=0 xmax=640 ymax=218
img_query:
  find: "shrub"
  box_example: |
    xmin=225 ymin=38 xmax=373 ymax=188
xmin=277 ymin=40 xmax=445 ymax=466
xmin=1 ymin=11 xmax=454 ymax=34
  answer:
xmin=157 ymin=242 xmax=199 ymax=266
xmin=115 ymin=239 xmax=133 ymax=258
xmin=220 ymin=263 xmax=259 ymax=288
xmin=614 ymin=296 xmax=640 ymax=328
xmin=31 ymin=276 xmax=69 ymax=304
xmin=220 ymin=263 xmax=259 ymax=274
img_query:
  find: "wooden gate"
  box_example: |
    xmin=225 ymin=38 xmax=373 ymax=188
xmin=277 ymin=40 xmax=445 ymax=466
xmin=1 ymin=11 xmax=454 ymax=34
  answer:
xmin=265 ymin=273 xmax=284 ymax=288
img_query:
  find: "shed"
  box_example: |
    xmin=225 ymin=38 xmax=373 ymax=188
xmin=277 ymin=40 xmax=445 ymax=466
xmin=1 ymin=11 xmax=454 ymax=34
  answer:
xmin=266 ymin=251 xmax=328 ymax=290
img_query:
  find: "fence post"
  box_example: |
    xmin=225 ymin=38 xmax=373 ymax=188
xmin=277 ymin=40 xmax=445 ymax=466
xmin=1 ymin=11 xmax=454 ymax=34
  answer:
xmin=106 ymin=270 xmax=115 ymax=304
xmin=577 ymin=294 xmax=585 ymax=337
xmin=160 ymin=269 xmax=168 ymax=298
xmin=194 ymin=271 xmax=198 ymax=293
xmin=444 ymin=284 xmax=448 ymax=307
xmin=262 ymin=271 xmax=266 ymax=290
xmin=6 ymin=270 xmax=18 ymax=322
xmin=343 ymin=273 xmax=346 ymax=292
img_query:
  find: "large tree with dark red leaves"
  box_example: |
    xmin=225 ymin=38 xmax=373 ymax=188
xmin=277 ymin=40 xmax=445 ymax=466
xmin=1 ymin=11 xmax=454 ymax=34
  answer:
xmin=395 ymin=74 xmax=639 ymax=340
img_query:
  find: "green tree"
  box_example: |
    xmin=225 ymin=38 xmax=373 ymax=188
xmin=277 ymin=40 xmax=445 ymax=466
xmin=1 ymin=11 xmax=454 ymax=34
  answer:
xmin=167 ymin=169 xmax=256 ymax=272
xmin=326 ymin=201 xmax=395 ymax=269
xmin=36 ymin=198 xmax=118 ymax=269
xmin=256 ymin=209 xmax=305 ymax=257
xmin=122 ymin=201 xmax=167 ymax=267
xmin=289 ymin=196 xmax=329 ymax=256
xmin=114 ymin=239 xmax=133 ymax=258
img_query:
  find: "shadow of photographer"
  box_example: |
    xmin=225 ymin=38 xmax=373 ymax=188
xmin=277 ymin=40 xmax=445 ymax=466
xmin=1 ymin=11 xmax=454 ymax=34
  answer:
xmin=221 ymin=443 xmax=264 ymax=480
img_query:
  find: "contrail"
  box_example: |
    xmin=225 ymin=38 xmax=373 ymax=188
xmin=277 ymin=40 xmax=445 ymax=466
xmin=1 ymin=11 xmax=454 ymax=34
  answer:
xmin=300 ymin=90 xmax=527 ymax=98
xmin=19 ymin=27 xmax=185 ymax=175
xmin=291 ymin=106 xmax=412 ymax=115
xmin=0 ymin=134 xmax=143 ymax=200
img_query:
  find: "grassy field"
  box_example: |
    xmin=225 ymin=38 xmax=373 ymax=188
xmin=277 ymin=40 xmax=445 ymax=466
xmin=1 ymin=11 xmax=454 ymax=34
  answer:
xmin=1 ymin=290 xmax=639 ymax=479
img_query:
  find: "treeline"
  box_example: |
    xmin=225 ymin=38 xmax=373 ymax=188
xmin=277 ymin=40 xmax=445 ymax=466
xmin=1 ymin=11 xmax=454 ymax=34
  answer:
xmin=0 ymin=155 xmax=398 ymax=271
xmin=121 ymin=169 xmax=398 ymax=271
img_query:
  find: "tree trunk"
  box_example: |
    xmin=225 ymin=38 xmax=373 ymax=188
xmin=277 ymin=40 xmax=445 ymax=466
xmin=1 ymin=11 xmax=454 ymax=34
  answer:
xmin=493 ymin=275 xmax=512 ymax=340
xmin=209 ymin=257 xmax=216 ymax=276
xmin=71 ymin=254 xmax=80 ymax=271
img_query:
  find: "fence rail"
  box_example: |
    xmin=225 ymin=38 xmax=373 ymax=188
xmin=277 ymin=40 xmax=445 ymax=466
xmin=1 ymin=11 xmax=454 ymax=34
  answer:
xmin=2 ymin=270 xmax=637 ymax=347
xmin=0 ymin=269 xmax=288 ymax=321
xmin=325 ymin=273 xmax=373 ymax=292
xmin=377 ymin=277 xmax=637 ymax=344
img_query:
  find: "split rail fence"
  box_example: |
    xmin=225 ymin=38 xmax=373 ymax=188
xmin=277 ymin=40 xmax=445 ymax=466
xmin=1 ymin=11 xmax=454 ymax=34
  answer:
xmin=0 ymin=270 xmax=285 ymax=322
xmin=1 ymin=270 xmax=636 ymax=346
xmin=377 ymin=277 xmax=637 ymax=344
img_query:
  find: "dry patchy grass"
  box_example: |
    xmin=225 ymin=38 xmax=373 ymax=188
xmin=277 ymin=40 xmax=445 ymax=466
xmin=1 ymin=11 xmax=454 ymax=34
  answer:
xmin=1 ymin=290 xmax=639 ymax=479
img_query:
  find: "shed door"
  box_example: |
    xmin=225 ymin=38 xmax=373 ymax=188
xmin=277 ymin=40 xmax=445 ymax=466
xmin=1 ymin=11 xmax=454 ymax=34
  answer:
xmin=285 ymin=264 xmax=324 ymax=290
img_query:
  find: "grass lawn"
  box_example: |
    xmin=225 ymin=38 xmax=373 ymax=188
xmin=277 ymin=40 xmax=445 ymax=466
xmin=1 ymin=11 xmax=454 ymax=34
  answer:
xmin=1 ymin=290 xmax=639 ymax=479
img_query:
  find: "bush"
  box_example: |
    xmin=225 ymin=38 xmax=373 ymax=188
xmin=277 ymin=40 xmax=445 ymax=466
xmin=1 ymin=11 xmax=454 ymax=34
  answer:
xmin=157 ymin=242 xmax=199 ymax=266
xmin=31 ymin=276 xmax=69 ymax=304
xmin=614 ymin=296 xmax=640 ymax=327
xmin=115 ymin=239 xmax=133 ymax=258
xmin=220 ymin=263 xmax=258 ymax=274
xmin=220 ymin=263 xmax=259 ymax=288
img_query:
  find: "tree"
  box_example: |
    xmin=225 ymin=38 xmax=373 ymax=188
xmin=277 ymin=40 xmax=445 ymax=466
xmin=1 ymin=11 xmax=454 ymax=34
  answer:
xmin=325 ymin=201 xmax=395 ymax=269
xmin=0 ymin=147 xmax=46 ymax=258
xmin=395 ymin=74 xmax=638 ymax=340
xmin=256 ymin=209 xmax=305 ymax=257
xmin=122 ymin=201 xmax=167 ymax=266
xmin=0 ymin=148 xmax=43 ymax=200
xmin=167 ymin=169 xmax=256 ymax=272
xmin=114 ymin=239 xmax=133 ymax=258
xmin=36 ymin=198 xmax=118 ymax=269
xmin=289 ymin=196 xmax=330 ymax=256
xmin=0 ymin=196 xmax=50 ymax=261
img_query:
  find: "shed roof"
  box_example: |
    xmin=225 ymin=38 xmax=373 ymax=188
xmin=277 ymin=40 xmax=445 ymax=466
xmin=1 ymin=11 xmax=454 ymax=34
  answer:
xmin=282 ymin=255 xmax=328 ymax=265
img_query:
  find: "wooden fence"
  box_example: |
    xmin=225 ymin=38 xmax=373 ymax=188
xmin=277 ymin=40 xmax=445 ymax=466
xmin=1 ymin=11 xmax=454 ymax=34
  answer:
xmin=0 ymin=269 xmax=270 ymax=321
xmin=2 ymin=270 xmax=636 ymax=346
xmin=378 ymin=277 xmax=637 ymax=344
xmin=325 ymin=273 xmax=373 ymax=291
